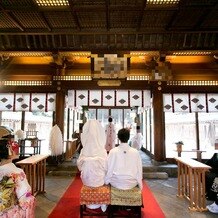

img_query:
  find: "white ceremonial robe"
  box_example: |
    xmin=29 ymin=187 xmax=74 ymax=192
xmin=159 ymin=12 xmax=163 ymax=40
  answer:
xmin=105 ymin=143 xmax=143 ymax=190
xmin=130 ymin=133 xmax=143 ymax=150
xmin=77 ymin=155 xmax=107 ymax=187
xmin=76 ymin=119 xmax=108 ymax=211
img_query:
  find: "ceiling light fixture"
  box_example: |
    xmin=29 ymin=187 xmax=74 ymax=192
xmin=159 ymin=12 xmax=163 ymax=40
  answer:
xmin=147 ymin=0 xmax=180 ymax=5
xmin=35 ymin=0 xmax=69 ymax=7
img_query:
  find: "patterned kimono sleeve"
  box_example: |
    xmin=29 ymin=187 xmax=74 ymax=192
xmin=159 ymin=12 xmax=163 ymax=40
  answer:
xmin=211 ymin=177 xmax=218 ymax=193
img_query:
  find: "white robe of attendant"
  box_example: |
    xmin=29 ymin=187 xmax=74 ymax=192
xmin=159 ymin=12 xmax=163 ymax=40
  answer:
xmin=105 ymin=143 xmax=143 ymax=190
xmin=131 ymin=133 xmax=143 ymax=150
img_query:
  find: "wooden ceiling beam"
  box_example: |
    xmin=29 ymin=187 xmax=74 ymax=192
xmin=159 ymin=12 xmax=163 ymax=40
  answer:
xmin=137 ymin=0 xmax=147 ymax=31
xmin=193 ymin=2 xmax=218 ymax=30
xmin=68 ymin=0 xmax=81 ymax=30
xmin=0 ymin=3 xmax=24 ymax=31
xmin=0 ymin=33 xmax=217 ymax=51
xmin=105 ymin=0 xmax=110 ymax=31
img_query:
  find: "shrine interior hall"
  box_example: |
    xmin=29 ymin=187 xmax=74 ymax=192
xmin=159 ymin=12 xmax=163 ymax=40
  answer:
xmin=0 ymin=0 xmax=218 ymax=218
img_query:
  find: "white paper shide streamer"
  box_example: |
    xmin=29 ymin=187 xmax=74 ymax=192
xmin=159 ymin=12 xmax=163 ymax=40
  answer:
xmin=49 ymin=124 xmax=63 ymax=156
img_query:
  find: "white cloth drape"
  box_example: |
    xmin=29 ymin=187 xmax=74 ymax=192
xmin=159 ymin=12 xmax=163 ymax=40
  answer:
xmin=80 ymin=120 xmax=107 ymax=158
xmin=49 ymin=124 xmax=63 ymax=156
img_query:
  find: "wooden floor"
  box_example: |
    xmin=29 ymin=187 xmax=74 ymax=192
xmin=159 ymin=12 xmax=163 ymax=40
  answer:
xmin=35 ymin=152 xmax=217 ymax=218
xmin=35 ymin=175 xmax=217 ymax=218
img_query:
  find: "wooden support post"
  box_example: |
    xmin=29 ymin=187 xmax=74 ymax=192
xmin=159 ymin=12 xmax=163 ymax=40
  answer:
xmin=175 ymin=157 xmax=211 ymax=212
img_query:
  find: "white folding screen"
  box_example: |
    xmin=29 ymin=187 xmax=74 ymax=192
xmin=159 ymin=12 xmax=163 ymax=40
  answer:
xmin=163 ymin=93 xmax=218 ymax=112
xmin=68 ymin=90 xmax=151 ymax=109
xmin=0 ymin=93 xmax=56 ymax=111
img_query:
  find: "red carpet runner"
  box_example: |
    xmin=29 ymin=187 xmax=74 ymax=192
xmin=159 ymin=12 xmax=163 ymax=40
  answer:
xmin=49 ymin=175 xmax=165 ymax=218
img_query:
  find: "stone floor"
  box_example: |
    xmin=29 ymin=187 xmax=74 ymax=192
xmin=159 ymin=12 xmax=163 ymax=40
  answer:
xmin=35 ymin=151 xmax=217 ymax=218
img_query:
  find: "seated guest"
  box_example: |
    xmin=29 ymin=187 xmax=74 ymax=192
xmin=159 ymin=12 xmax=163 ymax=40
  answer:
xmin=77 ymin=119 xmax=107 ymax=211
xmin=105 ymin=128 xmax=143 ymax=190
xmin=72 ymin=128 xmax=82 ymax=154
xmin=205 ymin=153 xmax=218 ymax=200
xmin=207 ymin=198 xmax=218 ymax=214
xmin=207 ymin=183 xmax=218 ymax=214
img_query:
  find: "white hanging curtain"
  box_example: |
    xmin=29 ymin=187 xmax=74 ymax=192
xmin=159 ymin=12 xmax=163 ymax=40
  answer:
xmin=46 ymin=93 xmax=56 ymax=111
xmin=68 ymin=90 xmax=151 ymax=109
xmin=0 ymin=93 xmax=56 ymax=111
xmin=103 ymin=90 xmax=115 ymax=106
xmin=208 ymin=94 xmax=218 ymax=112
xmin=89 ymin=90 xmax=101 ymax=106
xmin=130 ymin=90 xmax=142 ymax=107
xmin=76 ymin=90 xmax=88 ymax=107
xmin=116 ymin=90 xmax=128 ymax=106
xmin=190 ymin=93 xmax=207 ymax=112
xmin=31 ymin=93 xmax=46 ymax=111
xmin=15 ymin=93 xmax=31 ymax=111
xmin=163 ymin=93 xmax=218 ymax=112
xmin=0 ymin=93 xmax=15 ymax=111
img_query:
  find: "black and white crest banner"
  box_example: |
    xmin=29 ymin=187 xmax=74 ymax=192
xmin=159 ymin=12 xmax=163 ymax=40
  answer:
xmin=163 ymin=93 xmax=218 ymax=112
xmin=0 ymin=93 xmax=56 ymax=111
xmin=68 ymin=90 xmax=151 ymax=109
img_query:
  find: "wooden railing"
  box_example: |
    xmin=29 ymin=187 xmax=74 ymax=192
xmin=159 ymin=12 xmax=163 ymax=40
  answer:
xmin=176 ymin=150 xmax=206 ymax=162
xmin=16 ymin=154 xmax=49 ymax=196
xmin=175 ymin=157 xmax=211 ymax=212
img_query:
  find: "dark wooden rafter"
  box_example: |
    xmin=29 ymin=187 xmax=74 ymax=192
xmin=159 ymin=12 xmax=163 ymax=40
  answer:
xmin=165 ymin=10 xmax=178 ymax=31
xmin=39 ymin=35 xmax=43 ymax=48
xmin=51 ymin=35 xmax=56 ymax=49
xmin=68 ymin=0 xmax=81 ymax=31
xmin=31 ymin=0 xmax=52 ymax=32
xmin=165 ymin=5 xmax=182 ymax=31
xmin=0 ymin=36 xmax=5 ymax=49
xmin=165 ymin=0 xmax=189 ymax=31
xmin=135 ymin=34 xmax=139 ymax=49
xmin=25 ymin=35 xmax=30 ymax=49
xmin=193 ymin=2 xmax=218 ymax=31
xmin=136 ymin=0 xmax=147 ymax=32
xmin=66 ymin=35 xmax=69 ymax=47
xmin=193 ymin=9 xmax=211 ymax=31
xmin=0 ymin=3 xmax=24 ymax=31
xmin=0 ymin=1 xmax=217 ymax=53
xmin=105 ymin=0 xmax=110 ymax=31
xmin=71 ymin=5 xmax=141 ymax=12
xmin=0 ymin=32 xmax=217 ymax=52
xmin=45 ymin=35 xmax=49 ymax=48
xmin=166 ymin=0 xmax=218 ymax=31
xmin=38 ymin=12 xmax=52 ymax=31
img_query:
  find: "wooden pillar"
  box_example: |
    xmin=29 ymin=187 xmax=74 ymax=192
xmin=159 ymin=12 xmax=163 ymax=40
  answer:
xmin=67 ymin=108 xmax=70 ymax=140
xmin=0 ymin=111 xmax=2 ymax=125
xmin=54 ymin=89 xmax=65 ymax=134
xmin=195 ymin=112 xmax=200 ymax=150
xmin=21 ymin=111 xmax=25 ymax=130
xmin=152 ymin=82 xmax=165 ymax=162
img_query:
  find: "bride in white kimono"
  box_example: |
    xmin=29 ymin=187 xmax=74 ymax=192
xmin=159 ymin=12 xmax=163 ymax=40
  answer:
xmin=77 ymin=119 xmax=107 ymax=211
